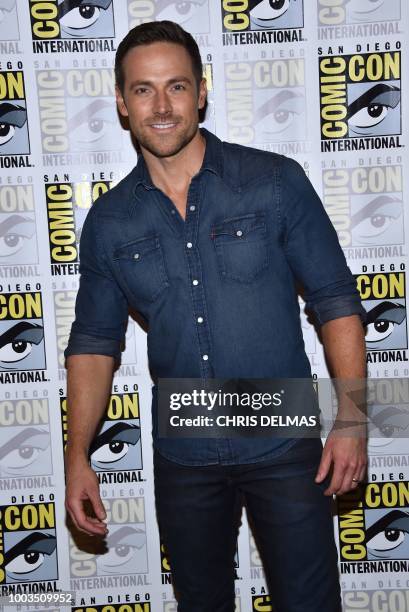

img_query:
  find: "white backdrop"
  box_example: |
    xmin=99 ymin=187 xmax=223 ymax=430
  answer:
xmin=0 ymin=1 xmax=408 ymax=610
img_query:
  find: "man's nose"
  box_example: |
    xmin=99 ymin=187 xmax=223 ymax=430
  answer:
xmin=153 ymin=89 xmax=172 ymax=114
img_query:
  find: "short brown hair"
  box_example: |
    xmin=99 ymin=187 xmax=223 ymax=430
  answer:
xmin=115 ymin=21 xmax=203 ymax=93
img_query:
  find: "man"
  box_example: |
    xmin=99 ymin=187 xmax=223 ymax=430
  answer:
xmin=65 ymin=20 xmax=367 ymax=612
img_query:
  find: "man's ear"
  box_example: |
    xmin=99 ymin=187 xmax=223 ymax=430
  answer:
xmin=198 ymin=78 xmax=207 ymax=110
xmin=115 ymin=86 xmax=128 ymax=117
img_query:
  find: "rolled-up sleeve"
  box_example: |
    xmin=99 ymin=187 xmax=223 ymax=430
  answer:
xmin=64 ymin=205 xmax=128 ymax=361
xmin=280 ymin=157 xmax=365 ymax=326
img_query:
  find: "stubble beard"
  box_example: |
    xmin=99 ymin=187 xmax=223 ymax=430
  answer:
xmin=135 ymin=117 xmax=199 ymax=159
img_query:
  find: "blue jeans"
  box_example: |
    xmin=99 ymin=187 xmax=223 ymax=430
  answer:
xmin=154 ymin=437 xmax=341 ymax=612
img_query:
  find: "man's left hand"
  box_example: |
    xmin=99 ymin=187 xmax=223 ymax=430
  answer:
xmin=315 ymin=433 xmax=367 ymax=496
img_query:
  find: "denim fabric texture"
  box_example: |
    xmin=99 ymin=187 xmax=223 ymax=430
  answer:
xmin=65 ymin=128 xmax=365 ymax=465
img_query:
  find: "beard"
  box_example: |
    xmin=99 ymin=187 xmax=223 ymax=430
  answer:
xmin=133 ymin=115 xmax=199 ymax=159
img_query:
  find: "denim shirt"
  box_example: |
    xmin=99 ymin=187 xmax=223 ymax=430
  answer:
xmin=65 ymin=128 xmax=365 ymax=466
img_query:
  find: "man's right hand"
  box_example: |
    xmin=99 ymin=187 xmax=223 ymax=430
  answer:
xmin=65 ymin=456 xmax=108 ymax=536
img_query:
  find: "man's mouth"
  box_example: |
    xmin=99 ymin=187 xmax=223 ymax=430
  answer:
xmin=150 ymin=123 xmax=178 ymax=130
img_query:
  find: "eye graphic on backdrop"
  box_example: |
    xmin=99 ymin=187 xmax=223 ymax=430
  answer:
xmin=254 ymin=90 xmax=305 ymax=138
xmin=5 ymin=532 xmax=56 ymax=580
xmin=347 ymin=83 xmax=400 ymax=137
xmin=250 ymin=0 xmax=290 ymax=28
xmin=96 ymin=525 xmax=147 ymax=574
xmin=0 ymin=103 xmax=27 ymax=147
xmin=345 ymin=0 xmax=400 ymax=23
xmin=58 ymin=0 xmax=113 ymax=36
xmin=0 ymin=428 xmax=50 ymax=475
xmin=89 ymin=422 xmax=140 ymax=470
xmin=68 ymin=99 xmax=117 ymax=151
xmin=0 ymin=0 xmax=16 ymax=23
xmin=351 ymin=195 xmax=403 ymax=246
xmin=0 ymin=215 xmax=35 ymax=259
xmin=366 ymin=511 xmax=409 ymax=560
xmin=368 ymin=405 xmax=409 ymax=451
xmin=156 ymin=0 xmax=207 ymax=25
xmin=0 ymin=322 xmax=44 ymax=369
xmin=364 ymin=301 xmax=406 ymax=345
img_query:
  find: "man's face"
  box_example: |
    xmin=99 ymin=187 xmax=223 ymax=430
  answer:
xmin=116 ymin=42 xmax=207 ymax=159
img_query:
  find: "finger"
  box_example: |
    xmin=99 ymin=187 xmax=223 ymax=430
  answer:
xmin=315 ymin=447 xmax=333 ymax=483
xmin=87 ymin=487 xmax=107 ymax=522
xmin=337 ymin=464 xmax=359 ymax=496
xmin=324 ymin=462 xmax=346 ymax=496
xmin=67 ymin=498 xmax=107 ymax=535
xmin=65 ymin=504 xmax=95 ymax=536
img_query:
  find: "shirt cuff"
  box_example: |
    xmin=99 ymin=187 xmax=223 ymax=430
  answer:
xmin=308 ymin=295 xmax=367 ymax=326
xmin=64 ymin=331 xmax=121 ymax=362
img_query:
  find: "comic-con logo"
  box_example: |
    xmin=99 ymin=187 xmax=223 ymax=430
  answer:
xmin=0 ymin=69 xmax=29 ymax=156
xmin=0 ymin=500 xmax=58 ymax=585
xmin=365 ymin=379 xmax=409 ymax=457
xmin=355 ymin=271 xmax=407 ymax=353
xmin=128 ymin=0 xmax=210 ymax=35
xmin=317 ymin=0 xmax=401 ymax=27
xmin=0 ymin=397 xmax=52 ymax=479
xmin=61 ymin=392 xmax=142 ymax=475
xmin=323 ymin=163 xmax=403 ymax=252
xmin=0 ymin=182 xmax=38 ymax=268
xmin=73 ymin=605 xmax=151 ymax=612
xmin=0 ymin=292 xmax=46 ymax=373
xmin=37 ymin=69 xmax=121 ymax=161
xmin=0 ymin=1 xmax=19 ymax=41
xmin=30 ymin=0 xmax=115 ymax=51
xmin=225 ymin=57 xmax=306 ymax=151
xmin=343 ymin=589 xmax=409 ymax=611
xmin=45 ymin=179 xmax=115 ymax=275
xmin=222 ymin=0 xmax=304 ymax=46
xmin=54 ymin=290 xmax=76 ymax=368
xmin=319 ymin=50 xmax=401 ymax=152
xmin=69 ymin=497 xmax=148 ymax=581
xmin=251 ymin=591 xmax=273 ymax=611
xmin=338 ymin=481 xmax=409 ymax=572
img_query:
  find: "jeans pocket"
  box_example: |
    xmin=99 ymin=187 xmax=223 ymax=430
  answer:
xmin=211 ymin=212 xmax=269 ymax=283
xmin=113 ymin=235 xmax=169 ymax=303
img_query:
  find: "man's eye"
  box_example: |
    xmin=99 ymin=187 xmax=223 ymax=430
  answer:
xmin=367 ymin=528 xmax=406 ymax=552
xmin=0 ymin=123 xmax=15 ymax=146
xmin=60 ymin=5 xmax=101 ymax=30
xmin=366 ymin=320 xmax=395 ymax=343
xmin=348 ymin=103 xmax=389 ymax=129
xmin=0 ymin=340 xmax=32 ymax=363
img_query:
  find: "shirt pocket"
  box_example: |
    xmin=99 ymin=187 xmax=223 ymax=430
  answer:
xmin=211 ymin=213 xmax=269 ymax=283
xmin=113 ymin=235 xmax=169 ymax=303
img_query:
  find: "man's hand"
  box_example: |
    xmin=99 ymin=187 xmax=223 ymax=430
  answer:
xmin=315 ymin=432 xmax=367 ymax=496
xmin=65 ymin=456 xmax=108 ymax=536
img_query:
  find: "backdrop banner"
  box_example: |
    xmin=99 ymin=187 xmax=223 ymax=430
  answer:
xmin=0 ymin=2 xmax=407 ymax=610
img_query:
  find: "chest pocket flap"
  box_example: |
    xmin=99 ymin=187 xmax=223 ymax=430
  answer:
xmin=113 ymin=235 xmax=169 ymax=303
xmin=211 ymin=213 xmax=269 ymax=283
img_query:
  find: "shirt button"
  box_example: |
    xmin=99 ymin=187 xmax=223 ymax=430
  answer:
xmin=197 ymin=316 xmax=203 ymax=323
xmin=236 ymin=229 xmax=243 ymax=237
xmin=171 ymin=209 xmax=176 ymax=215
xmin=187 ymin=242 xmax=193 ymax=249
xmin=192 ymin=279 xmax=199 ymax=286
xmin=133 ymin=253 xmax=140 ymax=260
xmin=190 ymin=205 xmax=196 ymax=212
xmin=202 ymin=354 xmax=209 ymax=361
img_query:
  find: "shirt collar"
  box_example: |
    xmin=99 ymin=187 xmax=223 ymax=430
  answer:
xmin=132 ymin=127 xmax=224 ymax=196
